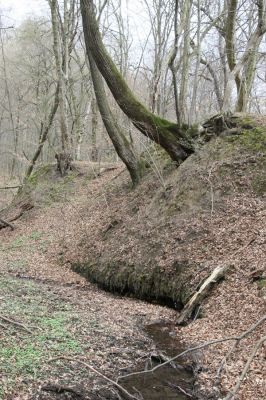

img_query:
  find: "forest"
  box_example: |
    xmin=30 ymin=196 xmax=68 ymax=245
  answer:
xmin=0 ymin=1 xmax=265 ymax=400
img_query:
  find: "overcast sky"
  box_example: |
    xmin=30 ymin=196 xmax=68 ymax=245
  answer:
xmin=0 ymin=0 xmax=48 ymax=25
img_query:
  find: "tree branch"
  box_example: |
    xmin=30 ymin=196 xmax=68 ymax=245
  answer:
xmin=0 ymin=314 xmax=32 ymax=333
xmin=49 ymin=356 xmax=139 ymax=400
xmin=223 ymin=335 xmax=266 ymax=400
xmin=0 ymin=218 xmax=15 ymax=230
xmin=119 ymin=315 xmax=266 ymax=397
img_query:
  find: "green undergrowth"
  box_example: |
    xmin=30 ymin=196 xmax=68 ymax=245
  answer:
xmin=0 ymin=276 xmax=85 ymax=397
xmin=0 ymin=230 xmax=52 ymax=254
xmin=23 ymin=167 xmax=79 ymax=206
xmin=225 ymin=126 xmax=266 ymax=153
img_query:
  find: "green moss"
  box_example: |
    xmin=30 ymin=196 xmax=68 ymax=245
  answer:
xmin=224 ymin=127 xmax=266 ymax=152
xmin=239 ymin=128 xmax=266 ymax=152
xmin=252 ymin=173 xmax=266 ymax=195
xmin=235 ymin=115 xmax=254 ymax=129
xmin=0 ymin=275 xmax=84 ymax=395
xmin=26 ymin=165 xmax=53 ymax=187
xmin=257 ymin=279 xmax=266 ymax=290
xmin=72 ymin=260 xmax=196 ymax=309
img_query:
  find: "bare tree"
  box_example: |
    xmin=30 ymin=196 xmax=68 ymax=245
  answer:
xmin=80 ymin=0 xmax=193 ymax=164
xmin=223 ymin=0 xmax=266 ymax=111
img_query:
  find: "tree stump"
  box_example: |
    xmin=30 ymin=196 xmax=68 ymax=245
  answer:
xmin=55 ymin=152 xmax=73 ymax=176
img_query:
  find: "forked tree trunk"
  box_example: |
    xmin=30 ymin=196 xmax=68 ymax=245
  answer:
xmin=223 ymin=0 xmax=266 ymax=112
xmin=80 ymin=0 xmax=193 ymax=164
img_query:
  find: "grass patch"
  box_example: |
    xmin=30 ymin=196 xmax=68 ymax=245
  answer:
xmin=225 ymin=126 xmax=266 ymax=153
xmin=0 ymin=276 xmax=84 ymax=397
xmin=0 ymin=231 xmax=52 ymax=253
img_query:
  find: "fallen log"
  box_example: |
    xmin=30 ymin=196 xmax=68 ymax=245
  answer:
xmin=176 ymin=265 xmax=228 ymax=325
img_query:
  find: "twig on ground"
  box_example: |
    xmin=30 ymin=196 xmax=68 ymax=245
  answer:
xmin=0 ymin=322 xmax=8 ymax=329
xmin=223 ymin=335 xmax=266 ymax=400
xmin=119 ymin=336 xmax=240 ymax=381
xmin=49 ymin=356 xmax=139 ymax=400
xmin=42 ymin=383 xmax=85 ymax=398
xmin=0 ymin=186 xmax=21 ymax=190
xmin=0 ymin=217 xmax=15 ymax=230
xmin=165 ymin=381 xmax=193 ymax=398
xmin=0 ymin=314 xmax=32 ymax=333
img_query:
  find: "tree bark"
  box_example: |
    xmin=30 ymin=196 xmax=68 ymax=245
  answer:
xmin=50 ymin=0 xmax=70 ymax=153
xmin=80 ymin=0 xmax=193 ymax=164
xmin=24 ymin=84 xmax=60 ymax=179
xmin=87 ymin=50 xmax=141 ymax=186
xmin=177 ymin=265 xmax=228 ymax=325
xmin=223 ymin=0 xmax=266 ymax=111
xmin=91 ymin=95 xmax=98 ymax=162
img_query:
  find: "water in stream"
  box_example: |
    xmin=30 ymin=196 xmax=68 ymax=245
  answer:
xmin=120 ymin=322 xmax=195 ymax=399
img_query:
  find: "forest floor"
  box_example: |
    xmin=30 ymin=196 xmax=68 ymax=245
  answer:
xmin=0 ymin=116 xmax=266 ymax=400
xmin=0 ymin=183 xmax=177 ymax=400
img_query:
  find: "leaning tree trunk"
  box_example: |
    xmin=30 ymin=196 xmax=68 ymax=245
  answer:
xmin=87 ymin=50 xmax=141 ymax=186
xmin=24 ymin=84 xmax=60 ymax=180
xmin=80 ymin=0 xmax=193 ymax=164
xmin=90 ymin=95 xmax=98 ymax=162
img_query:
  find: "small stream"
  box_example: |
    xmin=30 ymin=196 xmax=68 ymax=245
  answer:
xmin=120 ymin=322 xmax=195 ymax=399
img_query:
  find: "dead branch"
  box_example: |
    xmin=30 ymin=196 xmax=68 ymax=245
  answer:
xmin=176 ymin=264 xmax=228 ymax=325
xmin=49 ymin=356 xmax=139 ymax=400
xmin=0 ymin=217 xmax=15 ymax=230
xmin=177 ymin=237 xmax=257 ymax=325
xmin=223 ymin=335 xmax=266 ymax=400
xmin=0 ymin=314 xmax=32 ymax=333
xmin=42 ymin=383 xmax=85 ymax=398
xmin=119 ymin=336 xmax=239 ymax=381
xmin=216 ymin=314 xmax=266 ymax=379
xmin=0 ymin=185 xmax=21 ymax=190
xmin=165 ymin=381 xmax=193 ymax=398
xmin=119 ymin=316 xmax=266 ymax=383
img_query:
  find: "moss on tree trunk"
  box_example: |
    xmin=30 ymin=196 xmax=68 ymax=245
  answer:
xmin=80 ymin=0 xmax=194 ymax=164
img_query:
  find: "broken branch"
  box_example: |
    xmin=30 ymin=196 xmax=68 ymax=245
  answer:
xmin=0 ymin=185 xmax=21 ymax=190
xmin=119 ymin=316 xmax=266 ymax=384
xmin=0 ymin=217 xmax=15 ymax=230
xmin=49 ymin=356 xmax=139 ymax=400
xmin=223 ymin=335 xmax=266 ymax=400
xmin=176 ymin=264 xmax=228 ymax=325
xmin=0 ymin=314 xmax=32 ymax=333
